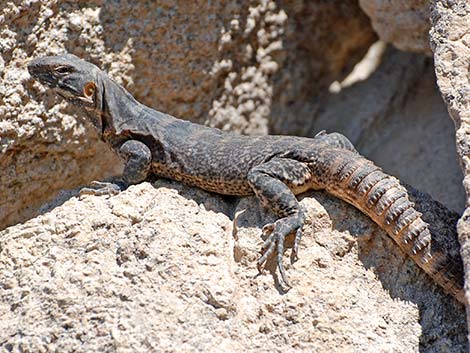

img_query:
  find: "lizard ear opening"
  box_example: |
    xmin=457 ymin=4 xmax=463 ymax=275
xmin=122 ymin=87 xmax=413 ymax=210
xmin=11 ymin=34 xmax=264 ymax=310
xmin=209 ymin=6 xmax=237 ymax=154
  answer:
xmin=83 ymin=82 xmax=96 ymax=98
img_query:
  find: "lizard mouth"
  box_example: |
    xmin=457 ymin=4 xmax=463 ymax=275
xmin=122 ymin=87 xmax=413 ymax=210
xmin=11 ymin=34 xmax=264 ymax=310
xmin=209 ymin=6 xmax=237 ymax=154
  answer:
xmin=54 ymin=86 xmax=95 ymax=108
xmin=28 ymin=63 xmax=58 ymax=87
xmin=30 ymin=72 xmax=57 ymax=87
xmin=55 ymin=88 xmax=75 ymax=100
xmin=28 ymin=65 xmax=81 ymax=98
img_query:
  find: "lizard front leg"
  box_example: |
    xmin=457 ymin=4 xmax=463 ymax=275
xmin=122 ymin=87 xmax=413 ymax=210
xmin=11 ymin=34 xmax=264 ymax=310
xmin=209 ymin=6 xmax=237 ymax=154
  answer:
xmin=80 ymin=140 xmax=151 ymax=196
xmin=247 ymin=158 xmax=310 ymax=286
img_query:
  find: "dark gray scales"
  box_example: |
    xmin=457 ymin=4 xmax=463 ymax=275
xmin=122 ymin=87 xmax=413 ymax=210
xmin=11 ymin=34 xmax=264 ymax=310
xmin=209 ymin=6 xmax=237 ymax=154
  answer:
xmin=28 ymin=54 xmax=465 ymax=303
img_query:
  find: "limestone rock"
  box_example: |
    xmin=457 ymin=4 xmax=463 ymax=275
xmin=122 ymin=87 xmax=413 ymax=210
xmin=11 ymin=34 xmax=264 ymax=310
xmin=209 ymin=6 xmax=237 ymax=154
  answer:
xmin=0 ymin=181 xmax=466 ymax=352
xmin=359 ymin=0 xmax=432 ymax=54
xmin=429 ymin=0 xmax=470 ymax=338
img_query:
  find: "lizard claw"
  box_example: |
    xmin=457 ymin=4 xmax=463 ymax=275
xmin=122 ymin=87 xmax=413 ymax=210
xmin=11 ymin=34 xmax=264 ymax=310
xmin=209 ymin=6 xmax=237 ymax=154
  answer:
xmin=257 ymin=220 xmax=302 ymax=288
xmin=262 ymin=223 xmax=275 ymax=235
xmin=79 ymin=180 xmax=123 ymax=198
xmin=292 ymin=228 xmax=302 ymax=261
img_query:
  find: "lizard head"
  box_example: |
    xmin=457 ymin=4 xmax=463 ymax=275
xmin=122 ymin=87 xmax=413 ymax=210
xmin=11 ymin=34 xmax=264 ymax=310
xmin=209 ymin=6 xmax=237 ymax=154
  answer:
xmin=28 ymin=54 xmax=105 ymax=129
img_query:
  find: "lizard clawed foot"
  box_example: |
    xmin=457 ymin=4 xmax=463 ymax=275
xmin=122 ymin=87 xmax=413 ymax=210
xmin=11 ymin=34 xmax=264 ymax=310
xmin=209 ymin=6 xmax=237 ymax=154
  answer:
xmin=292 ymin=228 xmax=302 ymax=261
xmin=257 ymin=220 xmax=303 ymax=288
xmin=79 ymin=180 xmax=125 ymax=198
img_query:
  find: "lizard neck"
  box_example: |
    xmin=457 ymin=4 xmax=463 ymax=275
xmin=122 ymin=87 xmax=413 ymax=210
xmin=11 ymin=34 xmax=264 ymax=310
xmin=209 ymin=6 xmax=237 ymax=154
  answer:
xmin=98 ymin=77 xmax=174 ymax=139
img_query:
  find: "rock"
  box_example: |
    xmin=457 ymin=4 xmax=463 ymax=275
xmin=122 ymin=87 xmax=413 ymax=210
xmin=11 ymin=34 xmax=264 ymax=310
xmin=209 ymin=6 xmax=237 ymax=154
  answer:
xmin=0 ymin=0 xmax=376 ymax=229
xmin=1 ymin=1 xmax=468 ymax=348
xmin=285 ymin=43 xmax=464 ymax=213
xmin=429 ymin=0 xmax=470 ymax=338
xmin=0 ymin=181 xmax=466 ymax=352
xmin=269 ymin=0 xmax=377 ymax=134
xmin=359 ymin=0 xmax=432 ymax=54
xmin=0 ymin=0 xmax=123 ymax=230
xmin=267 ymin=4 xmax=464 ymax=214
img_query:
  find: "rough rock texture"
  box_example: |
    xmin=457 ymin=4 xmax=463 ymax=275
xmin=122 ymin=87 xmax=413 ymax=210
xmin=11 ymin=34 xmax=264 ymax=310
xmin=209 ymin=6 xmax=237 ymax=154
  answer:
xmin=0 ymin=0 xmax=376 ymax=230
xmin=266 ymin=2 xmax=465 ymax=215
xmin=1 ymin=1 xmax=468 ymax=349
xmin=359 ymin=0 xmax=432 ymax=54
xmin=0 ymin=181 xmax=466 ymax=353
xmin=268 ymin=0 xmax=377 ymax=134
xmin=0 ymin=0 xmax=121 ymax=230
xmin=280 ymin=43 xmax=465 ymax=213
xmin=429 ymin=0 xmax=470 ymax=337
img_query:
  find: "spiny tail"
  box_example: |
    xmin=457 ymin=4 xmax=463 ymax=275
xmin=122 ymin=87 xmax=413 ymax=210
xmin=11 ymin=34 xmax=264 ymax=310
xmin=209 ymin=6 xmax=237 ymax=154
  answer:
xmin=312 ymin=148 xmax=465 ymax=303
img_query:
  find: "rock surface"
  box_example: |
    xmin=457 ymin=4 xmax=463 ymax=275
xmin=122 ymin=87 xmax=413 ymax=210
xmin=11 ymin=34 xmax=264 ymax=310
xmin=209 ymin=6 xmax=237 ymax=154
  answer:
xmin=0 ymin=181 xmax=466 ymax=353
xmin=269 ymin=0 xmax=377 ymax=134
xmin=359 ymin=0 xmax=432 ymax=54
xmin=0 ymin=0 xmax=376 ymax=230
xmin=268 ymin=3 xmax=465 ymax=214
xmin=282 ymin=44 xmax=465 ymax=213
xmin=429 ymin=0 xmax=470 ymax=338
xmin=1 ymin=1 xmax=468 ymax=350
xmin=1 ymin=0 xmax=463 ymax=229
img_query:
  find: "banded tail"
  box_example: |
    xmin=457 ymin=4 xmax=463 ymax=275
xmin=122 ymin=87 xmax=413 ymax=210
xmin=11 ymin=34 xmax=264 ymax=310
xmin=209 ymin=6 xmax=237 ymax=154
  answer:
xmin=310 ymin=147 xmax=465 ymax=303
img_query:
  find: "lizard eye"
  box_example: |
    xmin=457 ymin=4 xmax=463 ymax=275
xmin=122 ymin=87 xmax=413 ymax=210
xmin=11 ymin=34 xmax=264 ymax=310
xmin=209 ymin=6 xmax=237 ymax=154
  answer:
xmin=83 ymin=82 xmax=96 ymax=98
xmin=55 ymin=66 xmax=73 ymax=74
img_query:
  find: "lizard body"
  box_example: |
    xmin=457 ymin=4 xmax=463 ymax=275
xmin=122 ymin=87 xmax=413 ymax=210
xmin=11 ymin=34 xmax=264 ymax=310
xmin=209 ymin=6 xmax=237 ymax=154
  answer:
xmin=28 ymin=54 xmax=465 ymax=303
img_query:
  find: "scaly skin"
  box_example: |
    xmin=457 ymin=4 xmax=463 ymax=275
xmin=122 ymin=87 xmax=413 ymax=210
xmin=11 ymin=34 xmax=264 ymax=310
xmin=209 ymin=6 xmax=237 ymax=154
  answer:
xmin=27 ymin=54 xmax=464 ymax=303
xmin=307 ymin=147 xmax=464 ymax=302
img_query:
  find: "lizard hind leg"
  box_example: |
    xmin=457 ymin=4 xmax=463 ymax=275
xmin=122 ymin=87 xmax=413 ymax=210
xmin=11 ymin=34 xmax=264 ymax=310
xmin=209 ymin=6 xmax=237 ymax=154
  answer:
xmin=247 ymin=158 xmax=308 ymax=287
xmin=79 ymin=179 xmax=124 ymax=198
xmin=314 ymin=131 xmax=358 ymax=153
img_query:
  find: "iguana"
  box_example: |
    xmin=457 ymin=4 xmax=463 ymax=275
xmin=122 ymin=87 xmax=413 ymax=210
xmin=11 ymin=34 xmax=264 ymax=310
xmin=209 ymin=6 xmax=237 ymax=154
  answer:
xmin=28 ymin=54 xmax=465 ymax=303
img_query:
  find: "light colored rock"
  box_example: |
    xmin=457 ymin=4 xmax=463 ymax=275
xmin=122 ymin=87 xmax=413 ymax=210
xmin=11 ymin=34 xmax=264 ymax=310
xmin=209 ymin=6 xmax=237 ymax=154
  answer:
xmin=0 ymin=0 xmax=376 ymax=229
xmin=0 ymin=0 xmax=123 ymax=230
xmin=429 ymin=0 xmax=470 ymax=339
xmin=0 ymin=181 xmax=466 ymax=352
xmin=1 ymin=0 xmax=467 ymax=348
xmin=359 ymin=0 xmax=432 ymax=54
